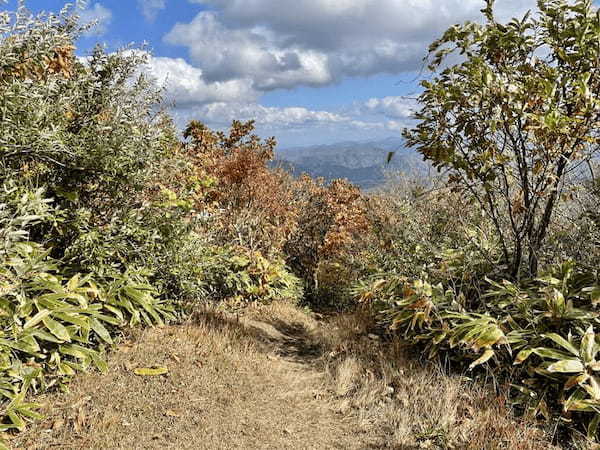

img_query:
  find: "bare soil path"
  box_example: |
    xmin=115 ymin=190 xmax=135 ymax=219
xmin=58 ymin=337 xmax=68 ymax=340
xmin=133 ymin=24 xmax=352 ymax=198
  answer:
xmin=12 ymin=303 xmax=553 ymax=450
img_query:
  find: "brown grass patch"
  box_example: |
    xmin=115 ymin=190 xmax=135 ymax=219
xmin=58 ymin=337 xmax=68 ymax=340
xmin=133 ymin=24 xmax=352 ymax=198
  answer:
xmin=12 ymin=302 xmax=556 ymax=449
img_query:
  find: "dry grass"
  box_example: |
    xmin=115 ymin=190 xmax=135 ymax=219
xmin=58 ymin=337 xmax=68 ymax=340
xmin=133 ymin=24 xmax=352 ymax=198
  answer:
xmin=12 ymin=302 xmax=556 ymax=449
xmin=311 ymin=311 xmax=557 ymax=449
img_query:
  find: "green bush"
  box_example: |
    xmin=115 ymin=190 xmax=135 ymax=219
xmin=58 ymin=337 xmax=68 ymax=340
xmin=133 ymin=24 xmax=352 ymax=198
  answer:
xmin=197 ymin=246 xmax=303 ymax=305
xmin=0 ymin=184 xmax=174 ymax=432
xmin=355 ymin=260 xmax=600 ymax=440
xmin=0 ymin=5 xmax=201 ymax=435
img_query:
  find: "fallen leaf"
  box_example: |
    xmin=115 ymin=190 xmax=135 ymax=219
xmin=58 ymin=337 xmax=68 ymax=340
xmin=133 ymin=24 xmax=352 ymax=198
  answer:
xmin=133 ymin=367 xmax=169 ymax=376
xmin=165 ymin=410 xmax=182 ymax=418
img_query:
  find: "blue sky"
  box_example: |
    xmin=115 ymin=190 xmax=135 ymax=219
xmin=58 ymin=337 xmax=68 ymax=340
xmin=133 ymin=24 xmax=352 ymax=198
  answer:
xmin=8 ymin=1 xmax=545 ymax=147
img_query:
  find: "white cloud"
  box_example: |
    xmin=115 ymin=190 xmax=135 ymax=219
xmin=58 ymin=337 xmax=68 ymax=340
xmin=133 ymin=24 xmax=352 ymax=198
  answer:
xmin=138 ymin=0 xmax=166 ymax=23
xmin=165 ymin=13 xmax=332 ymax=90
xmin=166 ymin=0 xmax=536 ymax=91
xmin=138 ymin=56 xmax=419 ymax=141
xmin=158 ymin=1 xmax=539 ymax=144
xmin=137 ymin=54 xmax=357 ymax=130
xmin=360 ymin=96 xmax=418 ymax=120
xmin=142 ymin=55 xmax=259 ymax=105
xmin=173 ymin=102 xmax=349 ymax=128
xmin=166 ymin=98 xmax=416 ymax=146
xmin=138 ymin=56 xmax=365 ymax=136
xmin=79 ymin=3 xmax=112 ymax=36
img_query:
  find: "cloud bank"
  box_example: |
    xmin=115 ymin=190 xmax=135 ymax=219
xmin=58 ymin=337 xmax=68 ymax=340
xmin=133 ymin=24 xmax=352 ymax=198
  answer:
xmin=151 ymin=0 xmax=537 ymax=144
xmin=165 ymin=0 xmax=535 ymax=91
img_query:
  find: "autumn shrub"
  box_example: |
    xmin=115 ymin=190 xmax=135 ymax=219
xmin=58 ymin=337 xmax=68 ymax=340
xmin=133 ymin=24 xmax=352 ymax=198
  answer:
xmin=180 ymin=120 xmax=370 ymax=308
xmin=356 ymin=174 xmax=502 ymax=299
xmin=183 ymin=120 xmax=298 ymax=256
xmin=283 ymin=175 xmax=371 ymax=307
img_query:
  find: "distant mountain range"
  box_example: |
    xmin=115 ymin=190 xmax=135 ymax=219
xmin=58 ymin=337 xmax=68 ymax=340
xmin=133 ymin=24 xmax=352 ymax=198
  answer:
xmin=274 ymin=137 xmax=430 ymax=189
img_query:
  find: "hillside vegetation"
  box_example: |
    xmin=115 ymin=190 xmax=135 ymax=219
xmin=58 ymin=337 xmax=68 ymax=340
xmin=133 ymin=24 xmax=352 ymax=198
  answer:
xmin=1 ymin=1 xmax=600 ymax=449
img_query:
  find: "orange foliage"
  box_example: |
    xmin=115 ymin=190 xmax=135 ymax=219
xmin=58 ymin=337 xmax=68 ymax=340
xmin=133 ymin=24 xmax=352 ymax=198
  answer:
xmin=181 ymin=119 xmax=373 ymax=302
xmin=2 ymin=43 xmax=75 ymax=81
xmin=284 ymin=176 xmax=371 ymax=299
xmin=184 ymin=120 xmax=298 ymax=254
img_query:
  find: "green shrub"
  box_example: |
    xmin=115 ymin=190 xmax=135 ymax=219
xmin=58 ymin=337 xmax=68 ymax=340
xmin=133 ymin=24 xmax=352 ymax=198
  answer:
xmin=0 ymin=5 xmax=188 ymax=436
xmin=0 ymin=184 xmax=174 ymax=432
xmin=356 ymin=260 xmax=600 ymax=440
xmin=197 ymin=246 xmax=303 ymax=305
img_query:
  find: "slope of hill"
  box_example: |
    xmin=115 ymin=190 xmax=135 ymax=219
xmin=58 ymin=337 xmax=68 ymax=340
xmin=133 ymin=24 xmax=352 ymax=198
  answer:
xmin=274 ymin=137 xmax=429 ymax=189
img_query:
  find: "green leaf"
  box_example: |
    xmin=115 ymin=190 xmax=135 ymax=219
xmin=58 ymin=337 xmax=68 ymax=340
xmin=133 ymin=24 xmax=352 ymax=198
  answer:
xmin=541 ymin=333 xmax=579 ymax=357
xmin=532 ymin=347 xmax=575 ymax=361
xmin=469 ymin=349 xmax=495 ymax=370
xmin=588 ymin=413 xmax=600 ymax=440
xmin=514 ymin=348 xmax=534 ymax=365
xmin=547 ymin=359 xmax=584 ymax=373
xmin=0 ymin=338 xmax=42 ymax=357
xmin=42 ymin=316 xmax=71 ymax=342
xmin=6 ymin=410 xmax=25 ymax=432
xmin=90 ymin=318 xmax=112 ymax=344
xmin=23 ymin=309 xmax=52 ymax=329
xmin=27 ymin=329 xmax=63 ymax=344
xmin=580 ymin=326 xmax=596 ymax=363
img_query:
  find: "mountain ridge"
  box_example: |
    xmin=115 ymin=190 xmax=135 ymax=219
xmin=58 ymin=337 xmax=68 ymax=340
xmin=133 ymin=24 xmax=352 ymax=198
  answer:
xmin=274 ymin=137 xmax=428 ymax=189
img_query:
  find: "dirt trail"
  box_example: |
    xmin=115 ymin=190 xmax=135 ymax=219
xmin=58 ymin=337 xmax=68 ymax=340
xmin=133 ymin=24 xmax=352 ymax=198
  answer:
xmin=13 ymin=303 xmax=553 ymax=450
xmin=13 ymin=306 xmax=375 ymax=450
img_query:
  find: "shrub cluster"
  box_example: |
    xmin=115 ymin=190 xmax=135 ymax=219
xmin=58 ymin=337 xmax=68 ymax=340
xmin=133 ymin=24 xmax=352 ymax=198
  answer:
xmin=352 ymin=178 xmax=600 ymax=443
xmin=0 ymin=5 xmax=307 ymax=435
xmin=348 ymin=1 xmax=600 ymax=444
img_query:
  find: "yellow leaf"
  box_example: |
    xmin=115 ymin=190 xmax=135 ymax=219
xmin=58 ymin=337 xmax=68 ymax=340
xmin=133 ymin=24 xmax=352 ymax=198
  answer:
xmin=133 ymin=367 xmax=169 ymax=376
xmin=469 ymin=349 xmax=495 ymax=370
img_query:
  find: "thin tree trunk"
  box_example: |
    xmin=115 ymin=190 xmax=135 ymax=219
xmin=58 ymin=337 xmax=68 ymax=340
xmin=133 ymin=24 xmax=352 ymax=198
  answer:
xmin=528 ymin=157 xmax=568 ymax=276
